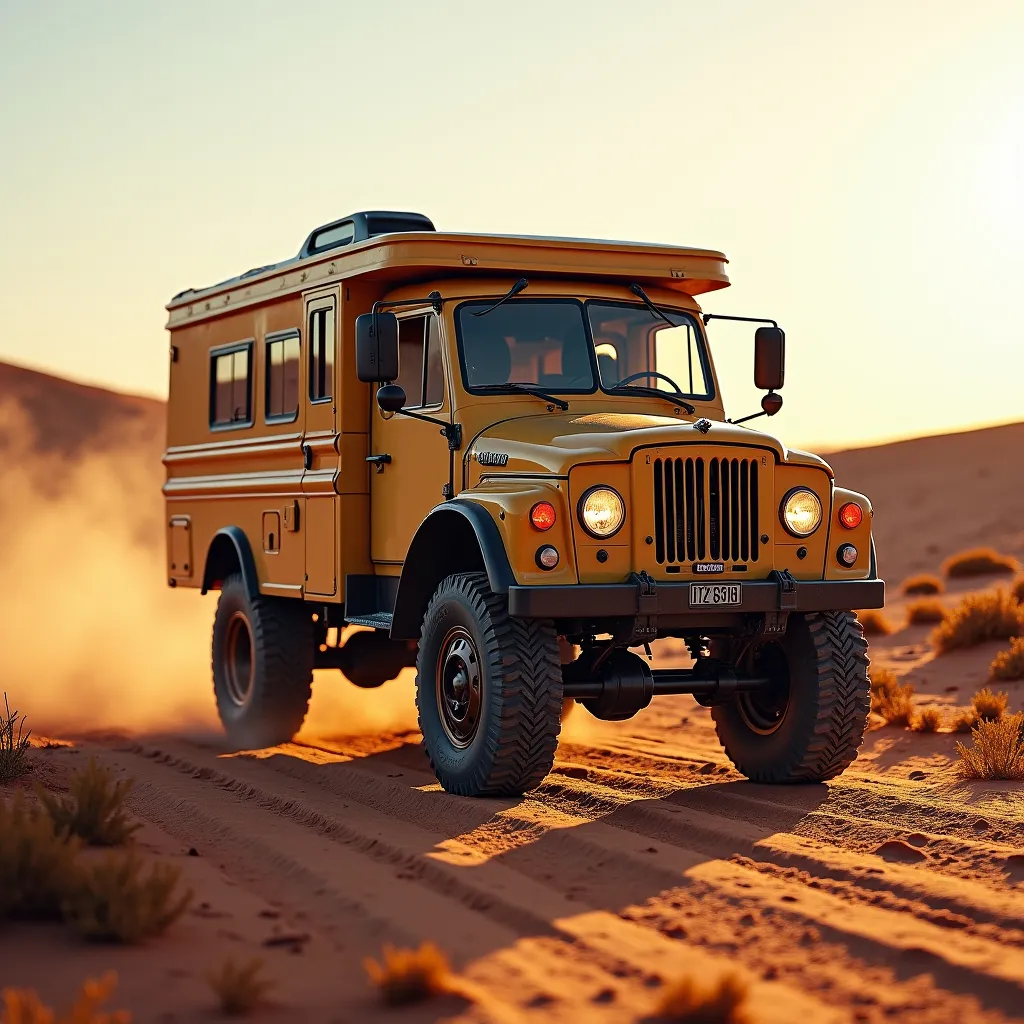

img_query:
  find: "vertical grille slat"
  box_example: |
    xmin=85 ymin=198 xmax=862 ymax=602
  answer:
xmin=652 ymin=452 xmax=763 ymax=568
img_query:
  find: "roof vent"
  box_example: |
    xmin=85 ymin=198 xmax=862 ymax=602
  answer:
xmin=298 ymin=210 xmax=435 ymax=259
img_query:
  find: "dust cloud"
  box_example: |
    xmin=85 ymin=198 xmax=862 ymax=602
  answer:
xmin=0 ymin=397 xmax=419 ymax=740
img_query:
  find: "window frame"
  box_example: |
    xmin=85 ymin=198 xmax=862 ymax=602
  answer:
xmin=584 ymin=300 xmax=717 ymax=402
xmin=453 ymin=297 xmax=599 ymax=396
xmin=208 ymin=339 xmax=254 ymax=431
xmin=395 ymin=309 xmax=447 ymax=411
xmin=307 ymin=299 xmax=336 ymax=405
xmin=263 ymin=328 xmax=301 ymax=425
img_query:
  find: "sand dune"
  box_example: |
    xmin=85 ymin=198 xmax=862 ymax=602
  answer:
xmin=2 ymin=361 xmax=1023 ymax=1022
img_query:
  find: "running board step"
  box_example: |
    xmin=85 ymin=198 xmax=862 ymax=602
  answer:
xmin=343 ymin=612 xmax=394 ymax=631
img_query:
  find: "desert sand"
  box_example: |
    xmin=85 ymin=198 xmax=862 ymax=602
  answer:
xmin=1 ymin=361 xmax=1022 ymax=1023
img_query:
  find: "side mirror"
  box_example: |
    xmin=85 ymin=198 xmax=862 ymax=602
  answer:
xmin=754 ymin=326 xmax=785 ymax=392
xmin=355 ymin=311 xmax=399 ymax=383
xmin=376 ymin=383 xmax=406 ymax=413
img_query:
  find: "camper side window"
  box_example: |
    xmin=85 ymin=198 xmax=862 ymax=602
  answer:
xmin=265 ymin=331 xmax=300 ymax=422
xmin=210 ymin=343 xmax=253 ymax=428
xmin=309 ymin=305 xmax=335 ymax=402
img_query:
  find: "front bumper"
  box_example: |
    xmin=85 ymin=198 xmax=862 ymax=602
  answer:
xmin=508 ymin=576 xmax=885 ymax=620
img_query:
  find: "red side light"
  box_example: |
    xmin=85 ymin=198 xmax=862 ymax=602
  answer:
xmin=530 ymin=501 xmax=556 ymax=531
xmin=839 ymin=502 xmax=863 ymax=530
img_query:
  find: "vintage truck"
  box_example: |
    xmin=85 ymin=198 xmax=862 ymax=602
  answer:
xmin=164 ymin=210 xmax=883 ymax=795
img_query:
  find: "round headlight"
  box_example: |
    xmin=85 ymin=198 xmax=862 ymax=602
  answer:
xmin=579 ymin=486 xmax=625 ymax=538
xmin=780 ymin=488 xmax=822 ymax=537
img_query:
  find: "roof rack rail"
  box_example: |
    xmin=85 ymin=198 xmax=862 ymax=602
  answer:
xmin=298 ymin=210 xmax=434 ymax=259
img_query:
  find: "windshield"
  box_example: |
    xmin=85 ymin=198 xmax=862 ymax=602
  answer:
xmin=457 ymin=300 xmax=596 ymax=393
xmin=455 ymin=297 xmax=712 ymax=398
xmin=586 ymin=301 xmax=712 ymax=398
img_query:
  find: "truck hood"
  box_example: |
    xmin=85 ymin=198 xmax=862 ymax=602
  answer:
xmin=467 ymin=411 xmax=832 ymax=477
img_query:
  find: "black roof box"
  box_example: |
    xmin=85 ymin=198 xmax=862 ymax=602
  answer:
xmin=298 ymin=210 xmax=435 ymax=259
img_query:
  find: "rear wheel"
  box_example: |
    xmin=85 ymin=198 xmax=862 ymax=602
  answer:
xmin=212 ymin=574 xmax=314 ymax=748
xmin=712 ymin=610 xmax=870 ymax=782
xmin=416 ymin=572 xmax=563 ymax=796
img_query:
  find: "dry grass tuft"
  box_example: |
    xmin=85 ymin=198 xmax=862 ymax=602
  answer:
xmin=64 ymin=850 xmax=192 ymax=943
xmin=912 ymin=707 xmax=944 ymax=733
xmin=649 ymin=970 xmax=754 ymax=1023
xmin=931 ymin=589 xmax=1024 ymax=653
xmin=944 ymin=547 xmax=1020 ymax=578
xmin=955 ymin=712 xmax=1024 ymax=781
xmin=1 ymin=971 xmax=129 ymax=1024
xmin=1 ymin=693 xmax=32 ymax=784
xmin=952 ymin=708 xmax=978 ymax=733
xmin=991 ymin=637 xmax=1024 ymax=682
xmin=906 ymin=599 xmax=946 ymax=626
xmin=972 ymin=687 xmax=1009 ymax=723
xmin=40 ymin=758 xmax=140 ymax=846
xmin=0 ymin=795 xmax=81 ymax=921
xmin=870 ymin=668 xmax=915 ymax=727
xmin=858 ymin=609 xmax=894 ymax=636
xmin=364 ymin=942 xmax=453 ymax=1006
xmin=207 ymin=957 xmax=274 ymax=1016
xmin=1013 ymin=576 xmax=1024 ymax=604
xmin=903 ymin=574 xmax=944 ymax=596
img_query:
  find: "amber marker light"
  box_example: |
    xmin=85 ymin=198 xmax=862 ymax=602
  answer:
xmin=530 ymin=501 xmax=557 ymax=531
xmin=838 ymin=502 xmax=863 ymax=529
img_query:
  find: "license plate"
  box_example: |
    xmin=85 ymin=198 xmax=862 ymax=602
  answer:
xmin=689 ymin=583 xmax=742 ymax=607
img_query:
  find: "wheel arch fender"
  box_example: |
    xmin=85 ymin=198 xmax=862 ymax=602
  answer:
xmin=391 ymin=501 xmax=514 ymax=640
xmin=202 ymin=526 xmax=260 ymax=600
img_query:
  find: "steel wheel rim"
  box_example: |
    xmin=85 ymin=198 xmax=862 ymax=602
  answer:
xmin=225 ymin=611 xmax=255 ymax=707
xmin=436 ymin=626 xmax=482 ymax=748
xmin=737 ymin=642 xmax=790 ymax=736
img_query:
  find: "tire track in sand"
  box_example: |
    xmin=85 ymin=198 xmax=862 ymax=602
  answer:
xmin=85 ymin=732 xmax=1024 ymax=1023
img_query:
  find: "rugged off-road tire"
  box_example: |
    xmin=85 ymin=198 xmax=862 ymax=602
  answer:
xmin=416 ymin=572 xmax=563 ymax=796
xmin=712 ymin=610 xmax=870 ymax=783
xmin=212 ymin=573 xmax=315 ymax=748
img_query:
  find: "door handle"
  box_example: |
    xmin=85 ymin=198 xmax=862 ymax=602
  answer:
xmin=366 ymin=453 xmax=392 ymax=474
xmin=302 ymin=444 xmax=313 ymax=470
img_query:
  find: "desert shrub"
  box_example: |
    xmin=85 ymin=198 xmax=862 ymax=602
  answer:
xmin=64 ymin=850 xmax=192 ymax=943
xmin=1 ymin=693 xmax=32 ymax=784
xmin=40 ymin=758 xmax=139 ymax=846
xmin=952 ymin=709 xmax=978 ymax=733
xmin=1012 ymin=576 xmax=1024 ymax=604
xmin=912 ymin=707 xmax=944 ymax=733
xmin=906 ymin=599 xmax=946 ymax=626
xmin=1 ymin=972 xmax=129 ymax=1024
xmin=207 ymin=957 xmax=274 ymax=1016
xmin=944 ymin=547 xmax=1020 ymax=578
xmin=857 ymin=609 xmax=894 ymax=636
xmin=903 ymin=574 xmax=944 ymax=596
xmin=955 ymin=712 xmax=1024 ymax=781
xmin=931 ymin=590 xmax=1024 ymax=653
xmin=649 ymin=970 xmax=753 ymax=1023
xmin=0 ymin=795 xmax=81 ymax=920
xmin=364 ymin=942 xmax=452 ymax=1006
xmin=869 ymin=668 xmax=915 ymax=727
xmin=972 ymin=687 xmax=1009 ymax=723
xmin=990 ymin=637 xmax=1024 ymax=682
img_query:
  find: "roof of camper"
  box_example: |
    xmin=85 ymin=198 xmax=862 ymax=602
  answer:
xmin=166 ymin=217 xmax=730 ymax=328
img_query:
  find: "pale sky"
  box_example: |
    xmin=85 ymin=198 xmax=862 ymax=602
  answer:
xmin=1 ymin=0 xmax=1021 ymax=449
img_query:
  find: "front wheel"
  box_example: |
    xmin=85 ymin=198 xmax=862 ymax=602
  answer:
xmin=712 ymin=610 xmax=870 ymax=783
xmin=416 ymin=572 xmax=563 ymax=796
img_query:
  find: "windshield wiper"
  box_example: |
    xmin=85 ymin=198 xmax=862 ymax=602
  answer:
xmin=474 ymin=382 xmax=569 ymax=411
xmin=471 ymin=278 xmax=528 ymax=317
xmin=629 ymin=282 xmax=677 ymax=325
xmin=606 ymin=383 xmax=695 ymax=414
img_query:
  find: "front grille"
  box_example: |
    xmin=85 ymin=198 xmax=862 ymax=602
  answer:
xmin=653 ymin=456 xmax=760 ymax=565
